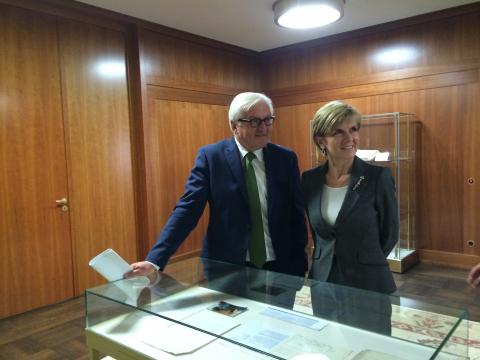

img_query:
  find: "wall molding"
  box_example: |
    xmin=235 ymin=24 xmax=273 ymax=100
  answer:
xmin=147 ymin=77 xmax=255 ymax=97
xmin=147 ymin=84 xmax=241 ymax=106
xmin=266 ymin=60 xmax=479 ymax=96
xmin=269 ymin=68 xmax=479 ymax=107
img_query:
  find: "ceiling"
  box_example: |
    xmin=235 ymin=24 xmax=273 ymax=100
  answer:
xmin=75 ymin=0 xmax=478 ymax=51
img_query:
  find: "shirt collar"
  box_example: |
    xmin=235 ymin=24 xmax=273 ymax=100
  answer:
xmin=234 ymin=137 xmax=264 ymax=162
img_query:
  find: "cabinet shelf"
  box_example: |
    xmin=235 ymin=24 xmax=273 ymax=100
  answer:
xmin=362 ymin=113 xmax=419 ymax=273
xmin=367 ymin=157 xmax=413 ymax=163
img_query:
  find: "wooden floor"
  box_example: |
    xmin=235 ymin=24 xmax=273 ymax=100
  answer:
xmin=1 ymin=261 xmax=479 ymax=359
xmin=393 ymin=262 xmax=480 ymax=321
xmin=0 ymin=295 xmax=87 ymax=359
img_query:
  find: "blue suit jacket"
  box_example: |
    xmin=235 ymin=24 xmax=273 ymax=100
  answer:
xmin=146 ymin=138 xmax=308 ymax=276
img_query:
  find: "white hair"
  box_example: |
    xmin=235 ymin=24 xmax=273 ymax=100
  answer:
xmin=228 ymin=92 xmax=274 ymax=124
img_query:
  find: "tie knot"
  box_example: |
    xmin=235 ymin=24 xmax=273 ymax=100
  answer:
xmin=246 ymin=152 xmax=256 ymax=162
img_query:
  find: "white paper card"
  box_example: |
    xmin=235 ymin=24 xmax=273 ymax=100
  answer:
xmin=182 ymin=309 xmax=240 ymax=335
xmin=261 ymin=307 xmax=328 ymax=331
xmin=89 ymin=248 xmax=131 ymax=281
xmin=274 ymin=334 xmax=352 ymax=360
xmin=142 ymin=321 xmax=226 ymax=355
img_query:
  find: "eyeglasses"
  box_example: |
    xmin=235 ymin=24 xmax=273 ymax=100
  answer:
xmin=237 ymin=116 xmax=275 ymax=128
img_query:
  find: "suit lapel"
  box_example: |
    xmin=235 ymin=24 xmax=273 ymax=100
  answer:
xmin=334 ymin=157 xmax=366 ymax=226
xmin=263 ymin=144 xmax=274 ymax=217
xmin=224 ymin=138 xmax=248 ymax=202
xmin=309 ymin=164 xmax=332 ymax=235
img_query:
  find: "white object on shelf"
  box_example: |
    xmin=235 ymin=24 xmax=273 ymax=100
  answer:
xmin=356 ymin=149 xmax=390 ymax=162
xmin=374 ymin=151 xmax=390 ymax=161
xmin=356 ymin=149 xmax=379 ymax=161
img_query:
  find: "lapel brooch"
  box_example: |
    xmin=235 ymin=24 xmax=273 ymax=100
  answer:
xmin=352 ymin=176 xmax=365 ymax=191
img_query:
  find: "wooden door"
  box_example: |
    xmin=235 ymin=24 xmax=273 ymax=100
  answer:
xmin=57 ymin=19 xmax=138 ymax=292
xmin=0 ymin=6 xmax=74 ymax=318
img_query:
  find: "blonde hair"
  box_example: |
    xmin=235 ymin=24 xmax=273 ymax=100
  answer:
xmin=312 ymin=101 xmax=362 ymax=158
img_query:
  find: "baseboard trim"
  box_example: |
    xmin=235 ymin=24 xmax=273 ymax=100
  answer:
xmin=418 ymin=249 xmax=480 ymax=269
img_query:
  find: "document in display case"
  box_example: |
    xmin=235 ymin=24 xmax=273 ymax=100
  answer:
xmin=310 ymin=112 xmax=420 ymax=273
xmin=85 ymin=258 xmax=468 ymax=360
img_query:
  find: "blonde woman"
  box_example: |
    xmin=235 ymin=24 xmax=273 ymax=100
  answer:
xmin=302 ymin=101 xmax=398 ymax=294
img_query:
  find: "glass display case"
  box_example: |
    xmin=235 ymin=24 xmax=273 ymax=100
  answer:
xmin=310 ymin=112 xmax=419 ymax=273
xmin=85 ymin=258 xmax=468 ymax=360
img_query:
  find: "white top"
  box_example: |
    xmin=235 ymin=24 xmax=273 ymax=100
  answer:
xmin=321 ymin=185 xmax=348 ymax=226
xmin=235 ymin=138 xmax=275 ymax=262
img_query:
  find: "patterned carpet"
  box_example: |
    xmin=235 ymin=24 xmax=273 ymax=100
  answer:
xmin=294 ymin=286 xmax=480 ymax=360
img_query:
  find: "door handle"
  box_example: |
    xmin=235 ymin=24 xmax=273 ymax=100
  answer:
xmin=55 ymin=198 xmax=69 ymax=212
xmin=55 ymin=198 xmax=68 ymax=206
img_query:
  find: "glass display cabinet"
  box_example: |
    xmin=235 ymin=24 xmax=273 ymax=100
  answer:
xmin=310 ymin=112 xmax=419 ymax=273
xmin=85 ymin=258 xmax=468 ymax=360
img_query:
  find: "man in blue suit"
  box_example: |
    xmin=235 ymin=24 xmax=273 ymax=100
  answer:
xmin=127 ymin=92 xmax=307 ymax=277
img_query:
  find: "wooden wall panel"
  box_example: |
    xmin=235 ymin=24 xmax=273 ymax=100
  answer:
xmin=58 ymin=19 xmax=137 ymax=292
xmin=144 ymin=95 xmax=231 ymax=257
xmin=271 ymin=104 xmax=318 ymax=172
xmin=0 ymin=5 xmax=74 ymax=318
xmin=262 ymin=12 xmax=480 ymax=90
xmin=270 ymin=69 xmax=478 ymax=107
xmin=463 ymin=83 xmax=480 ymax=256
xmin=141 ymin=29 xmax=261 ymax=92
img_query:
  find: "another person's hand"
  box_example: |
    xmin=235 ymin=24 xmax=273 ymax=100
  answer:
xmin=124 ymin=261 xmax=156 ymax=278
xmin=467 ymin=263 xmax=480 ymax=288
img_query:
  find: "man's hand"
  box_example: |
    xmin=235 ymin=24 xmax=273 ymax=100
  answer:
xmin=467 ymin=263 xmax=480 ymax=288
xmin=124 ymin=261 xmax=156 ymax=278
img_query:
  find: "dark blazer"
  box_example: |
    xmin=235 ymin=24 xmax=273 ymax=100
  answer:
xmin=301 ymin=156 xmax=398 ymax=294
xmin=146 ymin=137 xmax=308 ymax=277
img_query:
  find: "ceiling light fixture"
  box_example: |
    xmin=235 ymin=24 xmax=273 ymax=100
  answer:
xmin=273 ymin=0 xmax=344 ymax=29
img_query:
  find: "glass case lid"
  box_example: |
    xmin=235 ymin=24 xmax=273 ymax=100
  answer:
xmin=85 ymin=258 xmax=468 ymax=360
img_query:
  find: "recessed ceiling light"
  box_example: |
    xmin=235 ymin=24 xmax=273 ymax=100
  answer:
xmin=273 ymin=0 xmax=344 ymax=29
